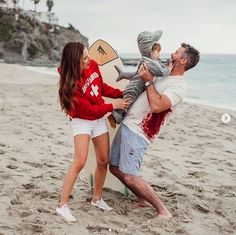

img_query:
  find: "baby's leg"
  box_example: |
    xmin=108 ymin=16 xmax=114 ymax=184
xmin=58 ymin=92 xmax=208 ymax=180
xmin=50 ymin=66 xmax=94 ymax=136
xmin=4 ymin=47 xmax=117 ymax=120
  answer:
xmin=123 ymin=76 xmax=145 ymax=103
xmin=112 ymin=77 xmax=145 ymax=125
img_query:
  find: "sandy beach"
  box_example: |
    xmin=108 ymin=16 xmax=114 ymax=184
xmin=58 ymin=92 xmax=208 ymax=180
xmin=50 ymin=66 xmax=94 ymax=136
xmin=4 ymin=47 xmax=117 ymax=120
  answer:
xmin=0 ymin=63 xmax=235 ymax=235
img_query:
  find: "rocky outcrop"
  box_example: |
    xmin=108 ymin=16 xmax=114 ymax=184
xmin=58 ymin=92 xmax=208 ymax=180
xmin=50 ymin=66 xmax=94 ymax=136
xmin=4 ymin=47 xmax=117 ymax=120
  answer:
xmin=0 ymin=7 xmax=88 ymax=66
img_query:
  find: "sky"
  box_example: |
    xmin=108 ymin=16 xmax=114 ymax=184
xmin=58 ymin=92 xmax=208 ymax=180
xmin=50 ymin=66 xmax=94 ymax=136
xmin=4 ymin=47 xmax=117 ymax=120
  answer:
xmin=16 ymin=0 xmax=236 ymax=55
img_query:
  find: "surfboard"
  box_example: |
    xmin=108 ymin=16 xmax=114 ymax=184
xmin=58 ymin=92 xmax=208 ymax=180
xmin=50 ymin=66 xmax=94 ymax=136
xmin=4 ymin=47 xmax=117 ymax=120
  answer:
xmin=85 ymin=39 xmax=129 ymax=196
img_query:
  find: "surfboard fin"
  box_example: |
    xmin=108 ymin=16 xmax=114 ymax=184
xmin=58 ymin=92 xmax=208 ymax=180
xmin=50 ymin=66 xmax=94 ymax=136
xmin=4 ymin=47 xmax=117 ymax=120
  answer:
xmin=124 ymin=187 xmax=129 ymax=196
xmin=90 ymin=174 xmax=94 ymax=190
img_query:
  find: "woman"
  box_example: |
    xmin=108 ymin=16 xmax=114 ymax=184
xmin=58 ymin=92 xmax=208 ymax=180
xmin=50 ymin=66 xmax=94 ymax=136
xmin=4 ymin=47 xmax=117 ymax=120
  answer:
xmin=56 ymin=42 xmax=129 ymax=222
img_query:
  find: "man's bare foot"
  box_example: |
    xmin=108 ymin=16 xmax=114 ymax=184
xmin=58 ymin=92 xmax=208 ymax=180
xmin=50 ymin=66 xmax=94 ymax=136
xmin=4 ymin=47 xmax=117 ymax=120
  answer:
xmin=108 ymin=114 xmax=116 ymax=129
xmin=157 ymin=210 xmax=172 ymax=219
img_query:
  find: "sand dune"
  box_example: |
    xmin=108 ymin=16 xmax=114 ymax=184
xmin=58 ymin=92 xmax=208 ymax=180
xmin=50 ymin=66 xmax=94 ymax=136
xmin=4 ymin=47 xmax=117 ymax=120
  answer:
xmin=0 ymin=63 xmax=235 ymax=235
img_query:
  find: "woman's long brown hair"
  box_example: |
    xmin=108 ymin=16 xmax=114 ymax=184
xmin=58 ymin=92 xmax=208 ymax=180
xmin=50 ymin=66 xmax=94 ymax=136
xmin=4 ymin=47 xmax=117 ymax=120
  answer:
xmin=58 ymin=42 xmax=85 ymax=115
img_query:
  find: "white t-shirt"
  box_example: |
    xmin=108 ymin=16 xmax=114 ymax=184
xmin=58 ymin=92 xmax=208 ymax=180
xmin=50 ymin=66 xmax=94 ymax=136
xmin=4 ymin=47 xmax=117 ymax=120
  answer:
xmin=123 ymin=75 xmax=187 ymax=143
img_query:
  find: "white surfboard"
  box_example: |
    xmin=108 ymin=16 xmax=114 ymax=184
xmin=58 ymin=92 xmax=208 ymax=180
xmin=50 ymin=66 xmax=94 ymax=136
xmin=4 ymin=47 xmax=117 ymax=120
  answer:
xmin=85 ymin=39 xmax=129 ymax=196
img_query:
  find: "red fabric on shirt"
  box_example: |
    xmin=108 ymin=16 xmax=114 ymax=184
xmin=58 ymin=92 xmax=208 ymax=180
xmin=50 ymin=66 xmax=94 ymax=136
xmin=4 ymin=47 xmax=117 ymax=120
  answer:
xmin=69 ymin=59 xmax=123 ymax=120
xmin=140 ymin=108 xmax=172 ymax=141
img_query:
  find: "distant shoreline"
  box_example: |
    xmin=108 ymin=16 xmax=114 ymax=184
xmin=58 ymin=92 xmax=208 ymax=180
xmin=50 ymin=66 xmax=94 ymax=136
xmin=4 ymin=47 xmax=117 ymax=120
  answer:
xmin=120 ymin=58 xmax=139 ymax=66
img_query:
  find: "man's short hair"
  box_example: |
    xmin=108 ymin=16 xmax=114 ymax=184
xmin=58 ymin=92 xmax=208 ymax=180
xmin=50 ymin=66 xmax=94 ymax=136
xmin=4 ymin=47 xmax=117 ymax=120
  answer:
xmin=181 ymin=43 xmax=200 ymax=71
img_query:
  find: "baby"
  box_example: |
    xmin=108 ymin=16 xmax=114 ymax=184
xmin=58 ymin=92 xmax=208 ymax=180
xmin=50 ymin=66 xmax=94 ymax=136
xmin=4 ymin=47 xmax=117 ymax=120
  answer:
xmin=108 ymin=30 xmax=172 ymax=128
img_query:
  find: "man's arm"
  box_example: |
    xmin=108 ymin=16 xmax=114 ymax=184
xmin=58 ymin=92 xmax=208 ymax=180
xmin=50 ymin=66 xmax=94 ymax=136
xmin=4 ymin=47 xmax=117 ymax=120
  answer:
xmin=139 ymin=63 xmax=172 ymax=113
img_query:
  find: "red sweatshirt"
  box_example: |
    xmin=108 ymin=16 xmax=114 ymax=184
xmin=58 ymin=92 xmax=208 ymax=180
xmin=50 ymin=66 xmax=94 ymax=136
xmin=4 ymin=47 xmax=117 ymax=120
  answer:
xmin=69 ymin=59 xmax=123 ymax=120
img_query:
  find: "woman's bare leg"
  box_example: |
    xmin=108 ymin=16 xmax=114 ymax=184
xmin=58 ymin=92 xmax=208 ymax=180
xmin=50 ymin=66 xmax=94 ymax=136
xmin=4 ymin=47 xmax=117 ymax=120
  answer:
xmin=59 ymin=134 xmax=90 ymax=206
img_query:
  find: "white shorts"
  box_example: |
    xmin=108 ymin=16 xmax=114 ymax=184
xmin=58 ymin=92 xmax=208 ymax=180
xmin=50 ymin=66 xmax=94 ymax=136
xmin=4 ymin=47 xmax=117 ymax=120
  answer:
xmin=70 ymin=117 xmax=108 ymax=138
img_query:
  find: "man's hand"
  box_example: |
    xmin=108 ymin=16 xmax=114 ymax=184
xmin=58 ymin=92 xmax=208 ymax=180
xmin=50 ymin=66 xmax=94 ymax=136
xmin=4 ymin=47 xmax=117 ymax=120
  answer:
xmin=139 ymin=62 xmax=154 ymax=82
xmin=139 ymin=63 xmax=172 ymax=113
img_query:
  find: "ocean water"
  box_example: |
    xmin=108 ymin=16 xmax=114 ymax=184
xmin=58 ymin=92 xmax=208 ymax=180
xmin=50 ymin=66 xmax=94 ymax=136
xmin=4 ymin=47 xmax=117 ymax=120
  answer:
xmin=26 ymin=54 xmax=236 ymax=111
xmin=184 ymin=54 xmax=236 ymax=111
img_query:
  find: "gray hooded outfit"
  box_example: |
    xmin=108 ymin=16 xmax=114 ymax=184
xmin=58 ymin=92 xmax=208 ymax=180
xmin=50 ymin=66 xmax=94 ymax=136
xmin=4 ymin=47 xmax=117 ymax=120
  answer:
xmin=112 ymin=30 xmax=170 ymax=124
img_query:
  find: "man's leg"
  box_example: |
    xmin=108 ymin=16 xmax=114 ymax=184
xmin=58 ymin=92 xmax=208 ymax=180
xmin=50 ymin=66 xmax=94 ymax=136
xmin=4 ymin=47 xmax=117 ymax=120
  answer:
xmin=109 ymin=165 xmax=148 ymax=207
xmin=109 ymin=124 xmax=171 ymax=219
xmin=110 ymin=165 xmax=172 ymax=219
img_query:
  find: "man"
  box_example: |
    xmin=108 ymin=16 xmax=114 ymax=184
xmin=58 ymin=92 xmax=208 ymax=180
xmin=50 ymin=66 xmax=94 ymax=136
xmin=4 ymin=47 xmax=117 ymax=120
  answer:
xmin=109 ymin=43 xmax=200 ymax=219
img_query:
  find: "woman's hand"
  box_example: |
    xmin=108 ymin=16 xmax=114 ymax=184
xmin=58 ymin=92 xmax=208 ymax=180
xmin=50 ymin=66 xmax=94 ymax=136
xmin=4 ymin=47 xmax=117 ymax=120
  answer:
xmin=112 ymin=98 xmax=130 ymax=110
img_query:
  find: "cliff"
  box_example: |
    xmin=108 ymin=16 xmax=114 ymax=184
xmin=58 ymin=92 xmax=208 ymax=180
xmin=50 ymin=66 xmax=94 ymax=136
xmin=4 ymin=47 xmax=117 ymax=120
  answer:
xmin=0 ymin=7 xmax=88 ymax=66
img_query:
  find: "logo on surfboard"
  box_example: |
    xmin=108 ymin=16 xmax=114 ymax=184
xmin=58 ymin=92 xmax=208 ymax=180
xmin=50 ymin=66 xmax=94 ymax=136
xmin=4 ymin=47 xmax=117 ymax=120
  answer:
xmin=97 ymin=45 xmax=107 ymax=56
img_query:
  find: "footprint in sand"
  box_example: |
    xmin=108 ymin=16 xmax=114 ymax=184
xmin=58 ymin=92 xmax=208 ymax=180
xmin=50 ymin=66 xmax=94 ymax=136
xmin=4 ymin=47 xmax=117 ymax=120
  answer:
xmin=47 ymin=133 xmax=54 ymax=139
xmin=0 ymin=143 xmax=8 ymax=154
xmin=181 ymin=183 xmax=204 ymax=193
xmin=24 ymin=222 xmax=44 ymax=233
xmin=6 ymin=165 xmax=18 ymax=170
xmin=138 ymin=224 xmax=152 ymax=233
xmin=44 ymin=162 xmax=57 ymax=168
xmin=188 ymin=171 xmax=207 ymax=178
xmin=20 ymin=211 xmax=32 ymax=218
xmin=225 ymin=162 xmax=233 ymax=167
xmin=151 ymin=184 xmax=169 ymax=192
xmin=175 ymin=228 xmax=187 ymax=234
xmin=214 ymin=209 xmax=225 ymax=218
xmin=33 ymin=190 xmax=58 ymax=199
xmin=217 ymin=168 xmax=224 ymax=172
xmin=154 ymin=170 xmax=168 ymax=178
xmin=113 ymin=204 xmax=130 ymax=216
xmin=9 ymin=157 xmax=17 ymax=161
xmin=194 ymin=203 xmax=210 ymax=213
xmin=23 ymin=161 xmax=42 ymax=168
xmin=10 ymin=192 xmax=23 ymax=205
xmin=14 ymin=130 xmax=22 ymax=135
xmin=37 ymin=208 xmax=51 ymax=214
xmin=22 ymin=183 xmax=35 ymax=190
xmin=165 ymin=191 xmax=187 ymax=198
xmin=185 ymin=160 xmax=202 ymax=165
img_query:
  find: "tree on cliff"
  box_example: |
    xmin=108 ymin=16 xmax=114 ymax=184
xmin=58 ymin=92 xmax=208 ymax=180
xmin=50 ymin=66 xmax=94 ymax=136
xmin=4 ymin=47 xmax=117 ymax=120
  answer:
xmin=31 ymin=0 xmax=40 ymax=13
xmin=12 ymin=0 xmax=19 ymax=8
xmin=46 ymin=0 xmax=53 ymax=24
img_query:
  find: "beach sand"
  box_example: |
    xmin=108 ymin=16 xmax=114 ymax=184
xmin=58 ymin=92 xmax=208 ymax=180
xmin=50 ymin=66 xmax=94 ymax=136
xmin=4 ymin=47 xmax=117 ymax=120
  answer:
xmin=0 ymin=63 xmax=235 ymax=235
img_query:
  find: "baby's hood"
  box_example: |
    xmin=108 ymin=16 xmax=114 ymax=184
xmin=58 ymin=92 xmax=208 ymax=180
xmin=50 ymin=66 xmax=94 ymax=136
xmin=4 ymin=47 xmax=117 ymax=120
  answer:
xmin=137 ymin=30 xmax=163 ymax=57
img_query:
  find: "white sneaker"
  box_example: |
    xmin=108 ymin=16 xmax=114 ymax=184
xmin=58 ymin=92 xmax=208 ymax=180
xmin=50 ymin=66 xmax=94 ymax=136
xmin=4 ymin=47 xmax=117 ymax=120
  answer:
xmin=56 ymin=204 xmax=77 ymax=222
xmin=91 ymin=198 xmax=112 ymax=211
